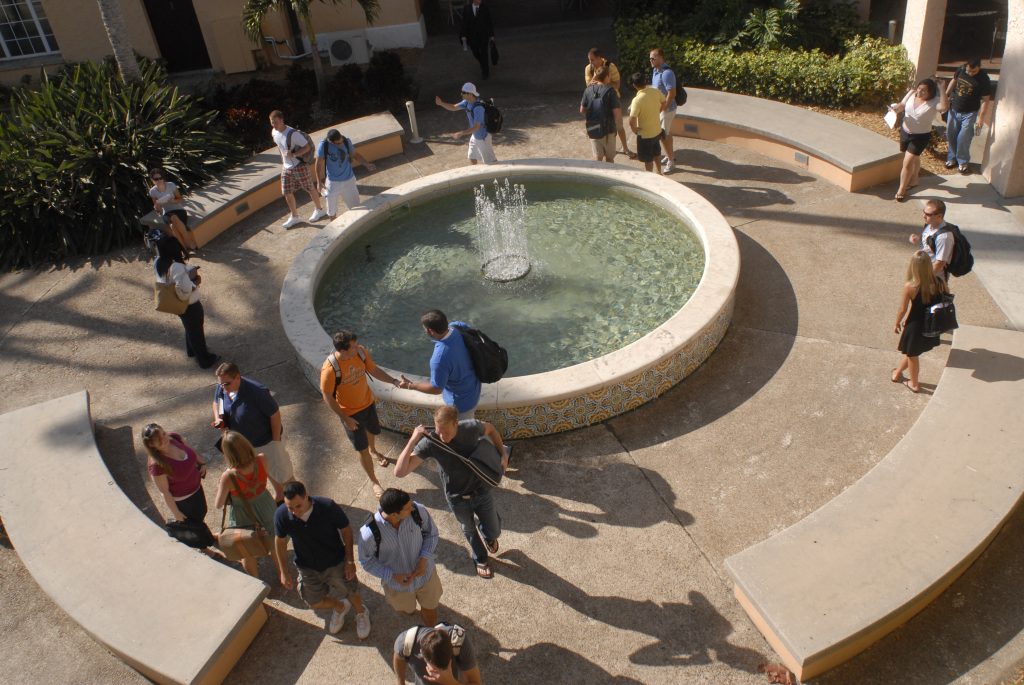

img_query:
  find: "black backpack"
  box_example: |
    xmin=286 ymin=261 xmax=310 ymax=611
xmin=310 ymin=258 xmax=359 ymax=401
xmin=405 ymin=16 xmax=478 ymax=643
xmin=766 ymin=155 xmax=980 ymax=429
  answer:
xmin=584 ymin=85 xmax=615 ymax=140
xmin=925 ymin=223 xmax=974 ymax=277
xmin=362 ymin=506 xmax=425 ymax=558
xmin=473 ymin=99 xmax=503 ymax=135
xmin=675 ymin=84 xmax=688 ymax=106
xmin=453 ymin=323 xmax=508 ymax=383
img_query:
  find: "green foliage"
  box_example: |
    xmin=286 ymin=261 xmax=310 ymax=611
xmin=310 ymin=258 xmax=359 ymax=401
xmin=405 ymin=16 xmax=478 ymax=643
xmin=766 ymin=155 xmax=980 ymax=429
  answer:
xmin=731 ymin=0 xmax=801 ymax=51
xmin=792 ymin=0 xmax=867 ymax=54
xmin=364 ymin=50 xmax=417 ymax=112
xmin=0 ymin=59 xmax=244 ymax=269
xmin=204 ymin=67 xmax=314 ymax=153
xmin=616 ymin=13 xmax=913 ymax=108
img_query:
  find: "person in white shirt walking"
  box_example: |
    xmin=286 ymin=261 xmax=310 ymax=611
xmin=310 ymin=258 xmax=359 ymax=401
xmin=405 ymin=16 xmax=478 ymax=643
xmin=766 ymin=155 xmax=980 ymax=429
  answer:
xmin=269 ymin=109 xmax=325 ymax=228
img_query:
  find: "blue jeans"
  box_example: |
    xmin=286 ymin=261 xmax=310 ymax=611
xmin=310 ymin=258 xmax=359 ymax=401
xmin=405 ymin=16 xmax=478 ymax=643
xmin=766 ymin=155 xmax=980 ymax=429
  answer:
xmin=446 ymin=488 xmax=501 ymax=564
xmin=946 ymin=109 xmax=978 ymax=165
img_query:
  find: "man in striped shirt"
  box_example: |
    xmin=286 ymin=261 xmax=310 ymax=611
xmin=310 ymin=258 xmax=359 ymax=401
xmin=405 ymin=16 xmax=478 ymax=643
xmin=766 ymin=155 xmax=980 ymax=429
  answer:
xmin=357 ymin=488 xmax=443 ymax=626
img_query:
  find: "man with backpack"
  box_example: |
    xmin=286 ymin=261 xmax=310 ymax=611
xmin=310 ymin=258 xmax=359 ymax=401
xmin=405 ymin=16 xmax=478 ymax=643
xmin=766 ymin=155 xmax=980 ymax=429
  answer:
xmin=395 ymin=405 xmax=509 ymax=579
xmin=357 ymin=488 xmax=442 ymax=627
xmin=650 ymin=47 xmax=679 ymax=174
xmin=909 ymin=199 xmax=973 ymax=281
xmin=584 ymin=48 xmax=634 ymax=159
xmin=580 ymin=65 xmax=622 ymax=163
xmin=320 ymin=330 xmax=403 ymax=500
xmin=270 ymin=109 xmax=326 ymax=229
xmin=393 ymin=622 xmax=482 ymax=685
xmin=435 ymin=83 xmax=497 ymax=165
xmin=314 ymin=128 xmax=376 ymax=219
xmin=399 ymin=309 xmax=481 ymax=419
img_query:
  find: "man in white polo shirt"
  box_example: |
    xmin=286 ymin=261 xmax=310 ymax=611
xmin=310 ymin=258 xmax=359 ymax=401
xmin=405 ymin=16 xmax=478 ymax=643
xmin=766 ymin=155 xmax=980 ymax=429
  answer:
xmin=269 ymin=109 xmax=326 ymax=229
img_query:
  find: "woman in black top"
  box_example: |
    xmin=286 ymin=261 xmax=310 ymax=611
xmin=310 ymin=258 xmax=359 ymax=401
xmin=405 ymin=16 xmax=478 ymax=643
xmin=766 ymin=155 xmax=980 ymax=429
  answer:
xmin=892 ymin=250 xmax=945 ymax=393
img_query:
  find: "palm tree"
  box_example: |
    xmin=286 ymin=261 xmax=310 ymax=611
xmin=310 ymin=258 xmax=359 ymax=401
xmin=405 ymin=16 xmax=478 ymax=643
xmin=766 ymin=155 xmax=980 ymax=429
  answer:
xmin=96 ymin=0 xmax=142 ymax=82
xmin=243 ymin=0 xmax=380 ymax=96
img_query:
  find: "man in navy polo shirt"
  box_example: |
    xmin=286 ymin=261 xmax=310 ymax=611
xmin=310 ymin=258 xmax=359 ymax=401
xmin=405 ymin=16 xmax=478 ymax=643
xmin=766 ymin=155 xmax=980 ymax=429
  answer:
xmin=314 ymin=128 xmax=376 ymax=219
xmin=275 ymin=481 xmax=371 ymax=638
xmin=212 ymin=361 xmax=294 ymax=502
xmin=399 ymin=309 xmax=481 ymax=419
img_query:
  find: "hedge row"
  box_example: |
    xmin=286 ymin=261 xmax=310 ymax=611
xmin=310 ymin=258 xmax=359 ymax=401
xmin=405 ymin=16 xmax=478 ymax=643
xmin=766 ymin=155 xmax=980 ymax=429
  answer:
xmin=615 ymin=15 xmax=914 ymax=108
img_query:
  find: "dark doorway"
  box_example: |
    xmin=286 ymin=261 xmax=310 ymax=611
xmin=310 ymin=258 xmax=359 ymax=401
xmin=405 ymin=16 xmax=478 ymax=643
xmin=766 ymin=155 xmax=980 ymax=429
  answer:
xmin=142 ymin=0 xmax=211 ymax=72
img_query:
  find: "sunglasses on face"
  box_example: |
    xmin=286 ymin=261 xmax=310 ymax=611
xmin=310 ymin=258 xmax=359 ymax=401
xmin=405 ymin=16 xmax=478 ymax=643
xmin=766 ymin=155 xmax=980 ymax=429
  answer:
xmin=143 ymin=423 xmax=161 ymax=439
xmin=923 ymin=211 xmax=940 ymax=217
xmin=151 ymin=175 xmax=163 ymax=181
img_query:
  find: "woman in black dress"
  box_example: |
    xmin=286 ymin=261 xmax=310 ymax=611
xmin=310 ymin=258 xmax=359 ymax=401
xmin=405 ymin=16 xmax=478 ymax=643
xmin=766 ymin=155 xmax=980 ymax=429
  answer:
xmin=893 ymin=250 xmax=945 ymax=392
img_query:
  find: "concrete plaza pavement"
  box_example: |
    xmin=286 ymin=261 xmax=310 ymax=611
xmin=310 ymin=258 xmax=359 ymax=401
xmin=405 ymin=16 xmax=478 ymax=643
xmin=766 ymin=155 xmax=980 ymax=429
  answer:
xmin=3 ymin=18 xmax=1024 ymax=685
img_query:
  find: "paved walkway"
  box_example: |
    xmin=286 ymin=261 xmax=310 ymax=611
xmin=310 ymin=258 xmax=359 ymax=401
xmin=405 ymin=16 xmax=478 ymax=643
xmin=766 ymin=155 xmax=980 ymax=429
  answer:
xmin=2 ymin=18 xmax=1024 ymax=685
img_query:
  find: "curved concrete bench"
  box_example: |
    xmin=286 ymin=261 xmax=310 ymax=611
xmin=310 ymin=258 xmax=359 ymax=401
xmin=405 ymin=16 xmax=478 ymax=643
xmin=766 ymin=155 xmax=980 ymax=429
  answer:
xmin=725 ymin=325 xmax=1024 ymax=680
xmin=140 ymin=112 xmax=405 ymax=247
xmin=0 ymin=391 xmax=269 ymax=685
xmin=670 ymin=88 xmax=902 ymax=191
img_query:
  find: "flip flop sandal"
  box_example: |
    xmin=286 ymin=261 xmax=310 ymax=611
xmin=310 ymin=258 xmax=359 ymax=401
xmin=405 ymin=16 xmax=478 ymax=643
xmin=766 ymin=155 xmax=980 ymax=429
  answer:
xmin=903 ymin=380 xmax=920 ymax=393
xmin=890 ymin=368 xmax=905 ymax=383
xmin=894 ymin=193 xmax=907 ymax=202
xmin=374 ymin=452 xmax=389 ymax=468
xmin=485 ymin=538 xmax=499 ymax=555
xmin=475 ymin=563 xmax=494 ymax=579
xmin=372 ymin=483 xmax=384 ymax=500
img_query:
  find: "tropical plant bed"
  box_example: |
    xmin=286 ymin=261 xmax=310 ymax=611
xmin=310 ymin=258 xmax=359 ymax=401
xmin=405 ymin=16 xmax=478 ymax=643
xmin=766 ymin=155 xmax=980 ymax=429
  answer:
xmin=799 ymin=104 xmax=952 ymax=177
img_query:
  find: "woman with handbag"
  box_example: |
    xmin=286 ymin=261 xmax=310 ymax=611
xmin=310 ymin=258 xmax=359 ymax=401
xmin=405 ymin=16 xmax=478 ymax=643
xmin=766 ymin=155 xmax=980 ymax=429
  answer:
xmin=154 ymin=234 xmax=219 ymax=370
xmin=891 ymin=78 xmax=947 ymax=202
xmin=143 ymin=423 xmax=217 ymax=548
xmin=892 ymin=250 xmax=946 ymax=393
xmin=214 ymin=431 xmax=281 ymax=578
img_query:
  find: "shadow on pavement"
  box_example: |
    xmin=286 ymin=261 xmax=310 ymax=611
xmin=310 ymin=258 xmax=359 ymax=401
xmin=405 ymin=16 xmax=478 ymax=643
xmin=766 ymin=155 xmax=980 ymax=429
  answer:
xmin=499 ymin=549 xmax=765 ymax=671
xmin=681 ymin=148 xmax=816 ymax=186
xmin=947 ymin=346 xmax=1024 ymax=382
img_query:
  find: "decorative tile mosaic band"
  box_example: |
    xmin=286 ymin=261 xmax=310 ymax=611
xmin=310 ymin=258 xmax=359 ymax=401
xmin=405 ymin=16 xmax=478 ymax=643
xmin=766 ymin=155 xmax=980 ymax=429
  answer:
xmin=375 ymin=295 xmax=733 ymax=438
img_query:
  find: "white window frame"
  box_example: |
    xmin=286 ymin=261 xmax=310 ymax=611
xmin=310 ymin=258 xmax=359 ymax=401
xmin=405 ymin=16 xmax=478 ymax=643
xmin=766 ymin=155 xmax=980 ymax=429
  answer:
xmin=0 ymin=0 xmax=59 ymax=61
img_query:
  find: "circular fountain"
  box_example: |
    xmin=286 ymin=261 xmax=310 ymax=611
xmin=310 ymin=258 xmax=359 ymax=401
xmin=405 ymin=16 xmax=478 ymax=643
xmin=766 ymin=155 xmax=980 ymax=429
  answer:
xmin=282 ymin=160 xmax=740 ymax=438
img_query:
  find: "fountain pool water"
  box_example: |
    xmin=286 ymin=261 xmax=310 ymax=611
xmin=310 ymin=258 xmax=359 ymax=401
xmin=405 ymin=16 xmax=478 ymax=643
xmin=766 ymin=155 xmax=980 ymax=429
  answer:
xmin=282 ymin=161 xmax=740 ymax=438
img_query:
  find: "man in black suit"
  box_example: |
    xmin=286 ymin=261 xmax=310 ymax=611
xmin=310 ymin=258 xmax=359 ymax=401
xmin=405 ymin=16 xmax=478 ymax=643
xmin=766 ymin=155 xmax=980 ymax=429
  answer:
xmin=460 ymin=0 xmax=495 ymax=80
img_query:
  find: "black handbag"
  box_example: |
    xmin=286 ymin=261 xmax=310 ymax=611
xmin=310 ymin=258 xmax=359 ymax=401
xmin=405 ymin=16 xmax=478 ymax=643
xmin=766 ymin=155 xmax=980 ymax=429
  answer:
xmin=922 ymin=292 xmax=958 ymax=338
xmin=489 ymin=41 xmax=499 ymax=66
xmin=165 ymin=518 xmax=216 ymax=549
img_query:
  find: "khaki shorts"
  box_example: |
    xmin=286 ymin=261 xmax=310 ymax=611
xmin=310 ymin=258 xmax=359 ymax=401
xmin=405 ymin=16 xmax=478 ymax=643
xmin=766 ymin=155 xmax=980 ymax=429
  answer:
xmin=589 ymin=133 xmax=616 ymax=160
xmin=383 ymin=568 xmax=443 ymax=613
xmin=298 ymin=562 xmax=359 ymax=606
xmin=257 ymin=439 xmax=295 ymax=485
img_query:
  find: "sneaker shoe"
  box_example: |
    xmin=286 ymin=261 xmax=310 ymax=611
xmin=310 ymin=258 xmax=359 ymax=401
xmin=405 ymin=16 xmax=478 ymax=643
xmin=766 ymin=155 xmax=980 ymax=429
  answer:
xmin=282 ymin=215 xmax=300 ymax=229
xmin=958 ymin=164 xmax=970 ymax=174
xmin=944 ymin=160 xmax=956 ymax=169
xmin=660 ymin=155 xmax=670 ymax=165
xmin=309 ymin=208 xmax=327 ymax=222
xmin=328 ymin=598 xmax=351 ymax=634
xmin=661 ymin=160 xmax=675 ymax=173
xmin=355 ymin=608 xmax=371 ymax=640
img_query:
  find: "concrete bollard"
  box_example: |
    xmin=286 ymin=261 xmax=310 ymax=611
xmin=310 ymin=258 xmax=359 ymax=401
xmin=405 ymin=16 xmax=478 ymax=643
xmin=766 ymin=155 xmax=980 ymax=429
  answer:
xmin=888 ymin=20 xmax=898 ymax=45
xmin=405 ymin=100 xmax=424 ymax=144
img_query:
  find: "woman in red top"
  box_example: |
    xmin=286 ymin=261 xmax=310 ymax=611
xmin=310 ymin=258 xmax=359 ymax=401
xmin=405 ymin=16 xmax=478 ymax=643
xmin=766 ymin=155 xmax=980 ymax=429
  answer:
xmin=214 ymin=431 xmax=282 ymax=577
xmin=143 ymin=423 xmax=216 ymax=548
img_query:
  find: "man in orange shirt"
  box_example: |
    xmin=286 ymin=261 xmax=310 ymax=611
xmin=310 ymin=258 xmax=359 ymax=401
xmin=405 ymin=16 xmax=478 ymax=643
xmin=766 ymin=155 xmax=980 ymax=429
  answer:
xmin=321 ymin=330 xmax=403 ymax=499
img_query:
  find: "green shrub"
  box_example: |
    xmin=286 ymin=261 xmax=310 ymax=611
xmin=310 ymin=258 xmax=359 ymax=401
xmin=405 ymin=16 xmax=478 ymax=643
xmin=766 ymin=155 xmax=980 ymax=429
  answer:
xmin=616 ymin=15 xmax=913 ymax=108
xmin=321 ymin=63 xmax=370 ymax=120
xmin=0 ymin=59 xmax=244 ymax=269
xmin=364 ymin=50 xmax=417 ymax=113
xmin=205 ymin=74 xmax=313 ymax=154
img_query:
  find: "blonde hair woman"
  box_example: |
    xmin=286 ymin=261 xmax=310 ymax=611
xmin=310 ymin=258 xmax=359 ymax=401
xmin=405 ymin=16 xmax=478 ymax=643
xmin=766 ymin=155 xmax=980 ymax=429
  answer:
xmin=893 ymin=250 xmax=946 ymax=392
xmin=214 ymin=430 xmax=282 ymax=577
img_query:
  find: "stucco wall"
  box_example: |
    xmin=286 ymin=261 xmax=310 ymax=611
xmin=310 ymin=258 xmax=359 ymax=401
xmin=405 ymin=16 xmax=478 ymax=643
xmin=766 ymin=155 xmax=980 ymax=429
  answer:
xmin=40 ymin=0 xmax=159 ymax=64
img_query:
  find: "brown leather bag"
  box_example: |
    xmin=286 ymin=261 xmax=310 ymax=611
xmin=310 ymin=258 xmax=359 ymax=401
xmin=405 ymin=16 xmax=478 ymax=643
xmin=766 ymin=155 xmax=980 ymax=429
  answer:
xmin=217 ymin=473 xmax=272 ymax=561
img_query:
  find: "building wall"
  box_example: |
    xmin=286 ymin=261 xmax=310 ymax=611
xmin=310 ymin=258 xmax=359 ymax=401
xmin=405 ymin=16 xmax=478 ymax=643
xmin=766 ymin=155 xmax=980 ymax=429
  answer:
xmin=41 ymin=0 xmax=159 ymax=64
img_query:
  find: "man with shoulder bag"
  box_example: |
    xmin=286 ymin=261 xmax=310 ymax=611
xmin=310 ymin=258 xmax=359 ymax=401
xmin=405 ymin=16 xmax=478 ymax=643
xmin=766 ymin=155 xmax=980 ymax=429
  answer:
xmin=394 ymin=405 xmax=508 ymax=579
xmin=580 ymin=65 xmax=622 ymax=163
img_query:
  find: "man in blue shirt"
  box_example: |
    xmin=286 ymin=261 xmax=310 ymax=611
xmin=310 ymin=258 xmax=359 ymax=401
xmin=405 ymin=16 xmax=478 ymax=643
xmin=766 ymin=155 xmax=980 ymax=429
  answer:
xmin=212 ymin=361 xmax=293 ymax=502
xmin=274 ymin=481 xmax=371 ymax=638
xmin=434 ymin=82 xmax=497 ymax=165
xmin=399 ymin=309 xmax=481 ymax=419
xmin=357 ymin=488 xmax=442 ymax=626
xmin=650 ymin=47 xmax=678 ymax=174
xmin=314 ymin=128 xmax=376 ymax=219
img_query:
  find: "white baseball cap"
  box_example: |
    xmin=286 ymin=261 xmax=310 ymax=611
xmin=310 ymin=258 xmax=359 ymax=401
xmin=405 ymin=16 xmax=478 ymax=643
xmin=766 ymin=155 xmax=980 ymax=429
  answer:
xmin=461 ymin=82 xmax=480 ymax=97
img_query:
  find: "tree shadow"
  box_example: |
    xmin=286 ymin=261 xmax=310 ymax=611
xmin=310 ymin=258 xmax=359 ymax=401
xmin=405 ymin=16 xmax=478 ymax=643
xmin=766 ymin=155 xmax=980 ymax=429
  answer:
xmin=499 ymin=549 xmax=765 ymax=671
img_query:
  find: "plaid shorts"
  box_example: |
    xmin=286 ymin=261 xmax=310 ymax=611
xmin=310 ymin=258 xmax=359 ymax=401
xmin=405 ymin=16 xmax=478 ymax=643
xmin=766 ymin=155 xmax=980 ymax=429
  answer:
xmin=281 ymin=163 xmax=315 ymax=195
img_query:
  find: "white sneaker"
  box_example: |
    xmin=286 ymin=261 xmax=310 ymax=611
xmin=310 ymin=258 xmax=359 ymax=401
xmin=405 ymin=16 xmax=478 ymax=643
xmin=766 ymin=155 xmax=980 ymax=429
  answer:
xmin=328 ymin=598 xmax=351 ymax=634
xmin=355 ymin=608 xmax=371 ymax=639
xmin=660 ymin=155 xmax=670 ymax=165
xmin=661 ymin=160 xmax=675 ymax=173
xmin=309 ymin=208 xmax=326 ymax=222
xmin=282 ymin=215 xmax=300 ymax=229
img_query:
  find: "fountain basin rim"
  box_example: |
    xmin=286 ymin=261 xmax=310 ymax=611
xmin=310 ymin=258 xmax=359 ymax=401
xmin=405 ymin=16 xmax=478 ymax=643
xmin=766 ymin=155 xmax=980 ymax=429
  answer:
xmin=281 ymin=159 xmax=739 ymax=433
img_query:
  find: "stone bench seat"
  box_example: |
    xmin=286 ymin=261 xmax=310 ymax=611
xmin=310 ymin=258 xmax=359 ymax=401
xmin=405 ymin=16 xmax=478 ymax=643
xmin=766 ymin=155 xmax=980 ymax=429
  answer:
xmin=0 ymin=391 xmax=269 ymax=685
xmin=141 ymin=111 xmax=405 ymax=247
xmin=670 ymin=88 xmax=902 ymax=191
xmin=724 ymin=325 xmax=1024 ymax=680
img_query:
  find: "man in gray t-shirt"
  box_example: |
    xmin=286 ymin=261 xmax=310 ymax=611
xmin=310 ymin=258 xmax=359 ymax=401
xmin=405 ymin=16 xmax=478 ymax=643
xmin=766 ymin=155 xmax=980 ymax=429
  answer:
xmin=393 ymin=624 xmax=480 ymax=685
xmin=910 ymin=199 xmax=954 ymax=281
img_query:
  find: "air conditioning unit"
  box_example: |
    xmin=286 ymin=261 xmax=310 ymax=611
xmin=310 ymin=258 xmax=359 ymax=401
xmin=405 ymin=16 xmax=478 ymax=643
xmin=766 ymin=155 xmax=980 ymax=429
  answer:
xmin=316 ymin=31 xmax=372 ymax=66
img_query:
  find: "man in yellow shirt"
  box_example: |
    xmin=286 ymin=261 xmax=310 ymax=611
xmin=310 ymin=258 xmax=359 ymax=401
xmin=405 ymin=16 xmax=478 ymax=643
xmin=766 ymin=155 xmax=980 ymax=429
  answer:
xmin=584 ymin=48 xmax=634 ymax=159
xmin=628 ymin=71 xmax=666 ymax=174
xmin=320 ymin=330 xmax=403 ymax=499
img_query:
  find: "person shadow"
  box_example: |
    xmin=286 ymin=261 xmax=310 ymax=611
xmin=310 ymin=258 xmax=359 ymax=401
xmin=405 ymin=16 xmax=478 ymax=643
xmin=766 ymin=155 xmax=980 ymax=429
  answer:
xmin=946 ymin=346 xmax=1024 ymax=382
xmin=497 ymin=549 xmax=765 ymax=672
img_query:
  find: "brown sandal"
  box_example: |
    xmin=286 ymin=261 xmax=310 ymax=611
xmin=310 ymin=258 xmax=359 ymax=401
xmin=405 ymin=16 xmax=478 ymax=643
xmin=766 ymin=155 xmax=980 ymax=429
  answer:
xmin=372 ymin=451 xmax=389 ymax=468
xmin=475 ymin=563 xmax=493 ymax=579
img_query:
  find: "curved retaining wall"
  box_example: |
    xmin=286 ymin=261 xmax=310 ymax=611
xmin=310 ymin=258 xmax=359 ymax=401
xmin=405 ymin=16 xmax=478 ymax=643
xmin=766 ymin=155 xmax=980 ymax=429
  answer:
xmin=281 ymin=159 xmax=740 ymax=438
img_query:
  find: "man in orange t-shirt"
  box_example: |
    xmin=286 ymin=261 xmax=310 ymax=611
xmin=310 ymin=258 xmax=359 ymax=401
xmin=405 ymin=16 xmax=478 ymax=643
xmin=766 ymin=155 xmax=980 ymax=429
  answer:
xmin=320 ymin=330 xmax=403 ymax=499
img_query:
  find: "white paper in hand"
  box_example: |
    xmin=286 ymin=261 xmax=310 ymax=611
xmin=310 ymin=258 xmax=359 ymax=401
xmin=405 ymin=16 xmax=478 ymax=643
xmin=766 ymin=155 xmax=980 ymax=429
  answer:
xmin=884 ymin=108 xmax=899 ymax=130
